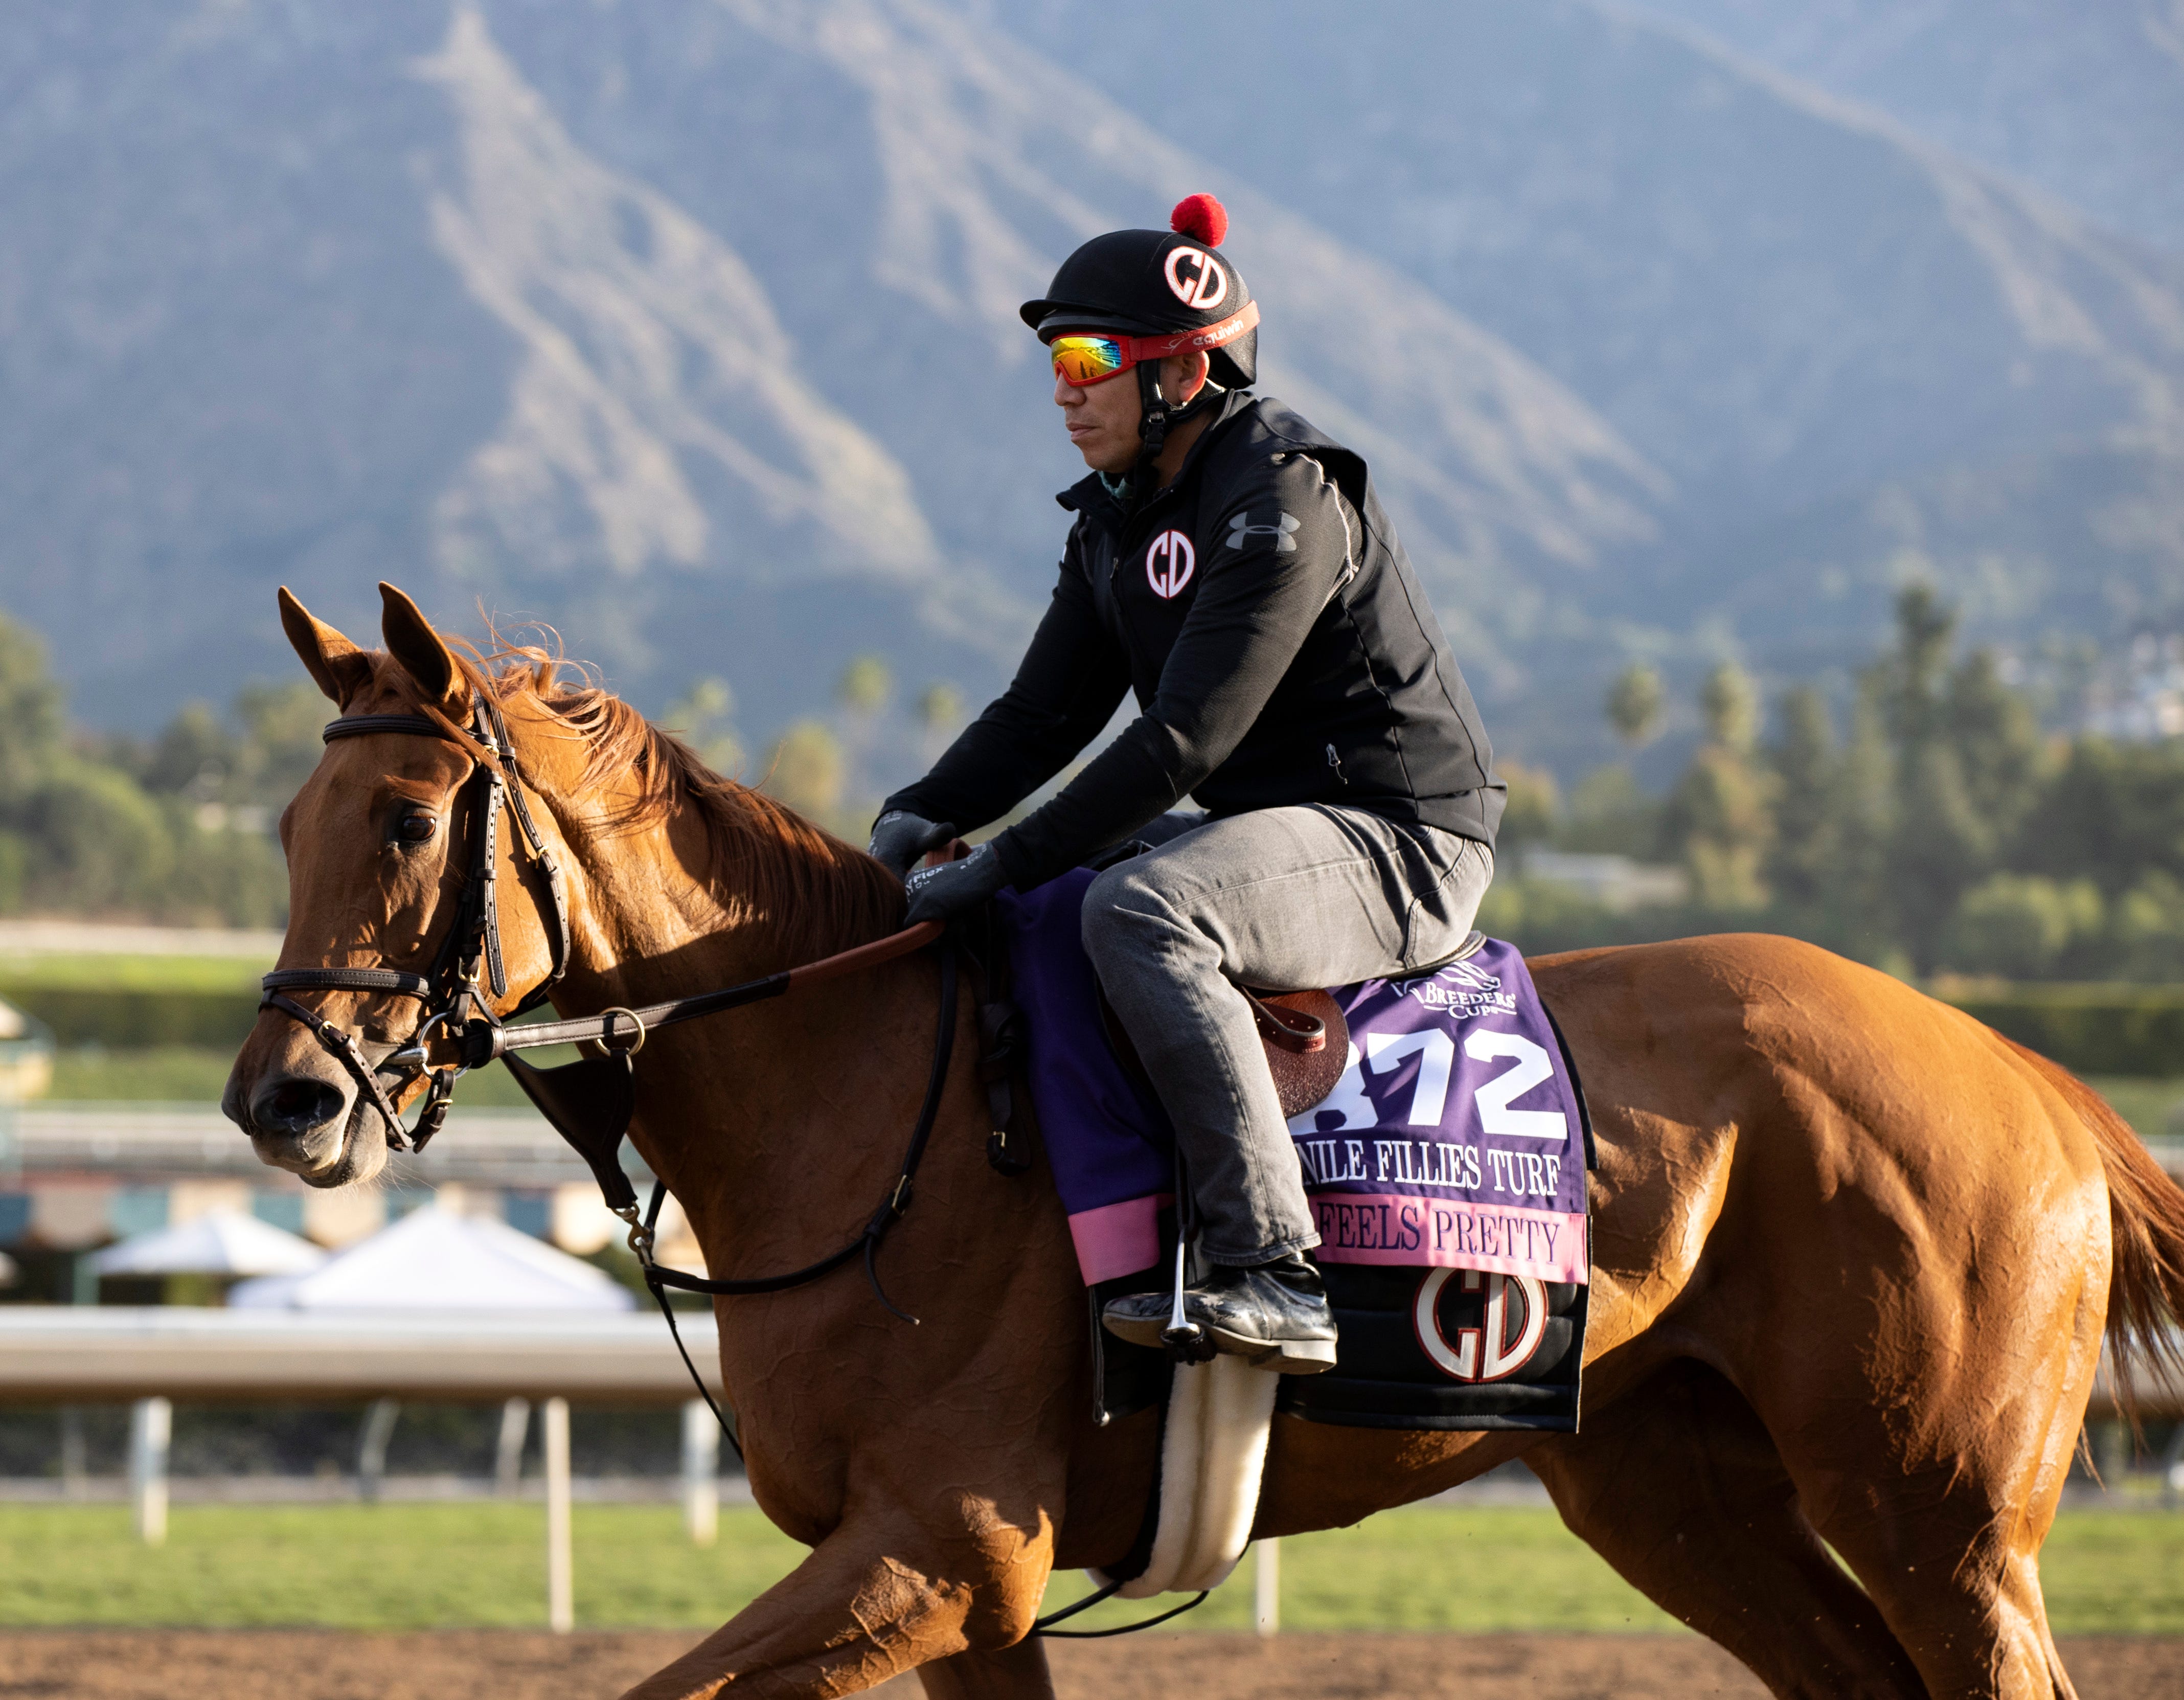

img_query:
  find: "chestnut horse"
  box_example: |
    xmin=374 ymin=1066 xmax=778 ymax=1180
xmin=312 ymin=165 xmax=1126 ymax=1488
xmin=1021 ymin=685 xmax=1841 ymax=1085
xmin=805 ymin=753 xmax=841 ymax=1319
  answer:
xmin=230 ymin=584 xmax=2184 ymax=1700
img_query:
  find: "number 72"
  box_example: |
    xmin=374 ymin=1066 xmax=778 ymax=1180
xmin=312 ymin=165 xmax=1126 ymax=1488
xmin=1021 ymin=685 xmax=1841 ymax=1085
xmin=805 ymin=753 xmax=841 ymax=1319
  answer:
xmin=1361 ymin=1028 xmax=1566 ymax=1142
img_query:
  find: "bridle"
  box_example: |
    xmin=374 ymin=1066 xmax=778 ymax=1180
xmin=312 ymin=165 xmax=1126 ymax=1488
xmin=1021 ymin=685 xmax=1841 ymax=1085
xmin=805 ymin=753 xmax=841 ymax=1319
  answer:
xmin=259 ymin=693 xmax=573 ymax=1155
xmin=255 ymin=691 xmax=953 ymax=1325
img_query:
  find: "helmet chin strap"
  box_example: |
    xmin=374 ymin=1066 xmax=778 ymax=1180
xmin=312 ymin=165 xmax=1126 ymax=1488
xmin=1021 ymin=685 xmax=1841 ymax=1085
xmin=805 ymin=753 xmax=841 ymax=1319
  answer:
xmin=1130 ymin=361 xmax=1171 ymax=498
xmin=1129 ymin=365 xmax=1223 ymax=502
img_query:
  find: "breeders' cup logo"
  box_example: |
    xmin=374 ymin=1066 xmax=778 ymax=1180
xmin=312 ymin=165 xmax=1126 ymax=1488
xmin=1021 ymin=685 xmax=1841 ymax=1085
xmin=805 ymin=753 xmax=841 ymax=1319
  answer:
xmin=1163 ymin=246 xmax=1228 ymax=309
xmin=1145 ymin=530 xmax=1196 ymax=598
xmin=1227 ymin=511 xmax=1300 ymax=553
xmin=1396 ymin=957 xmax=1516 ymax=1015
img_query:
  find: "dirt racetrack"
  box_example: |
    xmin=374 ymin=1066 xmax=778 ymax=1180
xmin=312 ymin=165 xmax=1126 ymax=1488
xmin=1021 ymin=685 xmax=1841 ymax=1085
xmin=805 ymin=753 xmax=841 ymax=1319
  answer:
xmin=0 ymin=1630 xmax=2178 ymax=1698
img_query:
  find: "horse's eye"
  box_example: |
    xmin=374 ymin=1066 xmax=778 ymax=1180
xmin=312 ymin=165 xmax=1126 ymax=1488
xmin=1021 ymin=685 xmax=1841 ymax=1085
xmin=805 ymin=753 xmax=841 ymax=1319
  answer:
xmin=395 ymin=811 xmax=438 ymax=845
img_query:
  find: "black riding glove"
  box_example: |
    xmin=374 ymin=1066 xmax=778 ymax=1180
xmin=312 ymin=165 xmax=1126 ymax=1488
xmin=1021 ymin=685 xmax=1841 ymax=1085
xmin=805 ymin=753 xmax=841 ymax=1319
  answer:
xmin=868 ymin=810 xmax=955 ymax=879
xmin=903 ymin=842 xmax=1008 ymax=926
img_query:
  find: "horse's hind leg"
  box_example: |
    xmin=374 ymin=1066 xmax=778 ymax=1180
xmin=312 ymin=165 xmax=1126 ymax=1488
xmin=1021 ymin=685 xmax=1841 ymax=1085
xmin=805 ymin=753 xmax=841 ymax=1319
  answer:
xmin=1526 ymin=1358 xmax=1927 ymax=1699
xmin=1758 ymin=1323 xmax=2087 ymax=1700
xmin=915 ymin=1640 xmax=1054 ymax=1699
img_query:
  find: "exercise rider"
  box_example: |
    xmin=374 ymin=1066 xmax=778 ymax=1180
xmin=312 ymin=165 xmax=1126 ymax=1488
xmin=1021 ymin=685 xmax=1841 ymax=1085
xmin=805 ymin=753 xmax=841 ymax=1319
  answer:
xmin=870 ymin=195 xmax=1504 ymax=1374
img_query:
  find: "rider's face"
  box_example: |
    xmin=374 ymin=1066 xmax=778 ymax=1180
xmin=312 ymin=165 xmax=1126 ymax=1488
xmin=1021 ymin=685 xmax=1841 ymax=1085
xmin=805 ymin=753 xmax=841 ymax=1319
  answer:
xmin=1054 ymin=351 xmax=1207 ymax=475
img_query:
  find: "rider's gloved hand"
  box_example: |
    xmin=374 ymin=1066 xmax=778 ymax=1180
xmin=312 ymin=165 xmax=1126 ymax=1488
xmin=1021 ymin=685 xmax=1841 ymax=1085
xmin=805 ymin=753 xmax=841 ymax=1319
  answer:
xmin=868 ymin=810 xmax=956 ymax=879
xmin=903 ymin=842 xmax=1008 ymax=926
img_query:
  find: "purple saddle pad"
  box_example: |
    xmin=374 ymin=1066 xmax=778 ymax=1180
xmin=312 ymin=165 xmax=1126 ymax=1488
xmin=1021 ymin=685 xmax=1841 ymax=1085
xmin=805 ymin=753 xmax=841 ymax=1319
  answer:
xmin=999 ymin=870 xmax=1588 ymax=1289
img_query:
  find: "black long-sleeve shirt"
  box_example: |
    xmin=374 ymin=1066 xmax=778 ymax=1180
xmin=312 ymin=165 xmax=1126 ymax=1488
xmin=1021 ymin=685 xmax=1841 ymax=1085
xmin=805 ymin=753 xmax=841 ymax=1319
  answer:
xmin=886 ymin=393 xmax=1502 ymax=889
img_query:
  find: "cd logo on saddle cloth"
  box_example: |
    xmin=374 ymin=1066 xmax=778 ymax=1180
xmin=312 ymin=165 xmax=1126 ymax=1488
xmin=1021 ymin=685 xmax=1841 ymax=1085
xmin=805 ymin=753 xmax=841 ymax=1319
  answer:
xmin=1163 ymin=246 xmax=1228 ymax=309
xmin=1145 ymin=529 xmax=1196 ymax=598
xmin=1413 ymin=1266 xmax=1550 ymax=1382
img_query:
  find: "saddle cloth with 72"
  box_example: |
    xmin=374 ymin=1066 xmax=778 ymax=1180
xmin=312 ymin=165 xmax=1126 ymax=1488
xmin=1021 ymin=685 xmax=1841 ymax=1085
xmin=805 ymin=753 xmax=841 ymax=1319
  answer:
xmin=1291 ymin=937 xmax=1588 ymax=1286
xmin=1000 ymin=872 xmax=1592 ymax=1432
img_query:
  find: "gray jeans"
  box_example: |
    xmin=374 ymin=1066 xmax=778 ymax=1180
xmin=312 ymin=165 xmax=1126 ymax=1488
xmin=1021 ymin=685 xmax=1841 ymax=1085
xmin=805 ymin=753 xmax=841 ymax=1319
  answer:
xmin=1081 ymin=804 xmax=1495 ymax=1266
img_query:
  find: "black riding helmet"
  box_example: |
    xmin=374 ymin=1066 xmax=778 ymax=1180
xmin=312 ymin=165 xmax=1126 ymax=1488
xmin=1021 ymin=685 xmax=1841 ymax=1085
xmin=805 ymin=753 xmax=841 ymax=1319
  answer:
xmin=1022 ymin=194 xmax=1258 ymax=477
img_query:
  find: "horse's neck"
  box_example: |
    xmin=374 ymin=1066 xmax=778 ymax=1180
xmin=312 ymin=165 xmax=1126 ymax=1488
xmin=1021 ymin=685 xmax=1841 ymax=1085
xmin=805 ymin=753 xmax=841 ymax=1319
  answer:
xmin=553 ymin=800 xmax=772 ymax=1000
xmin=545 ymin=796 xmax=929 ymax=1254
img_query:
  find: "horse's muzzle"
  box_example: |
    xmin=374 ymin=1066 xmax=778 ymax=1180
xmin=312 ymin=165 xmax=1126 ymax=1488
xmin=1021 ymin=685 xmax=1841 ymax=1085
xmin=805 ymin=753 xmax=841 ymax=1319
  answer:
xmin=223 ymin=1052 xmax=368 ymax=1185
xmin=254 ymin=1073 xmax=347 ymax=1139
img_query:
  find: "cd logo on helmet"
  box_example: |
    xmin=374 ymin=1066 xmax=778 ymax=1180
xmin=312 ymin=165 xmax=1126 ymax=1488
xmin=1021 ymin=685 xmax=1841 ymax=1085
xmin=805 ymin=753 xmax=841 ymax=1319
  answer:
xmin=1163 ymin=246 xmax=1228 ymax=310
xmin=1145 ymin=530 xmax=1196 ymax=599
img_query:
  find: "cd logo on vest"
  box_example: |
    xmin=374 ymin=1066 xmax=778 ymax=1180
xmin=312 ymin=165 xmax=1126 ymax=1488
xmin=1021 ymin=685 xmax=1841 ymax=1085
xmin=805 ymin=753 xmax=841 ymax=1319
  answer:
xmin=1145 ymin=530 xmax=1196 ymax=599
xmin=1163 ymin=246 xmax=1228 ymax=310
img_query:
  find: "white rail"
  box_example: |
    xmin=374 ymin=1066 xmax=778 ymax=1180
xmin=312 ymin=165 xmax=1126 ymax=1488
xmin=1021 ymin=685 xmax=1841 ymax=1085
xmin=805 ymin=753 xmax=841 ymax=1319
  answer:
xmin=0 ymin=1306 xmax=722 ymax=1403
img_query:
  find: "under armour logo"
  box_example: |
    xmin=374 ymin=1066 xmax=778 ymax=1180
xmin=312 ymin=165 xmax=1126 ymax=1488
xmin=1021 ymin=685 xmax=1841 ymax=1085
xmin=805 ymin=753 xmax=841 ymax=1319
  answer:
xmin=1227 ymin=511 xmax=1300 ymax=552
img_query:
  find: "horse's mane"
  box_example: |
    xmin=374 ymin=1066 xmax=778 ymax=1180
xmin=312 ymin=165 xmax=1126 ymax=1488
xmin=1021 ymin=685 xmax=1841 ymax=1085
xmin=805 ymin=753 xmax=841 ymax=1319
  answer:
xmin=421 ymin=636 xmax=906 ymax=965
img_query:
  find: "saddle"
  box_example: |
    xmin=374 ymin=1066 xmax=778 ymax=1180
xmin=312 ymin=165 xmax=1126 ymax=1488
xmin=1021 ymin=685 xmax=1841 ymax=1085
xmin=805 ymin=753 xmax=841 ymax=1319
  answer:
xmin=929 ymin=841 xmax=1350 ymax=1169
xmin=1098 ymin=983 xmax=1348 ymax=1120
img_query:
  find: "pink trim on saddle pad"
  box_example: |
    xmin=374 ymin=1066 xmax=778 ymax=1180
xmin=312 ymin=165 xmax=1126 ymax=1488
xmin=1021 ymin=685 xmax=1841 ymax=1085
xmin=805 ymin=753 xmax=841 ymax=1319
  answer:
xmin=1311 ymin=1195 xmax=1588 ymax=1285
xmin=1067 ymin=1194 xmax=1173 ymax=1285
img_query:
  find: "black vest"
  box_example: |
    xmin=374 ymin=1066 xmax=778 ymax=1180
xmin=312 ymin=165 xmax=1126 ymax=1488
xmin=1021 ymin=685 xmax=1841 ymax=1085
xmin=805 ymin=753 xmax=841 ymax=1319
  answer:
xmin=1057 ymin=393 xmax=1503 ymax=845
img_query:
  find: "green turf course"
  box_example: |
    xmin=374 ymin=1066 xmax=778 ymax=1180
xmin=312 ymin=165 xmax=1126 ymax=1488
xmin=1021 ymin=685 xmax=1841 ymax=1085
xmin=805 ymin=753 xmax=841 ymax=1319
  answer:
xmin=0 ymin=954 xmax=267 ymax=994
xmin=44 ymin=1045 xmax=541 ymax=1107
xmin=0 ymin=1504 xmax=2174 ymax=1635
xmin=2086 ymin=1077 xmax=2184 ymax=1140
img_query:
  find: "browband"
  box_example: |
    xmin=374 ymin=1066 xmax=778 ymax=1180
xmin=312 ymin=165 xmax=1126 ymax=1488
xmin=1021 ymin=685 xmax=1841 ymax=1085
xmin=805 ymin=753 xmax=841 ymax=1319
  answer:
xmin=323 ymin=714 xmax=462 ymax=743
xmin=261 ymin=966 xmax=435 ymax=1001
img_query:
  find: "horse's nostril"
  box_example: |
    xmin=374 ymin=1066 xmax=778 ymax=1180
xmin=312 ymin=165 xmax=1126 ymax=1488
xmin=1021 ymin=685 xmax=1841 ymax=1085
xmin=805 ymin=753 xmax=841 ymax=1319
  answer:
xmin=256 ymin=1075 xmax=346 ymax=1137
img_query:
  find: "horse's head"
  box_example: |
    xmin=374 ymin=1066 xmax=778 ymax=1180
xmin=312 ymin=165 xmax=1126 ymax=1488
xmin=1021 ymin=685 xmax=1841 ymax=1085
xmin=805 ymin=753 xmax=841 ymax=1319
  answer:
xmin=223 ymin=583 xmax=568 ymax=1188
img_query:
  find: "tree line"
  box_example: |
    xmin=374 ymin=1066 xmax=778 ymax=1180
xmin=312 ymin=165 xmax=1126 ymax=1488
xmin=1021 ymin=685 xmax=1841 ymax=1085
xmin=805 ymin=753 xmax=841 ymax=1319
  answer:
xmin=0 ymin=616 xmax=303 ymax=924
xmin=0 ymin=609 xmax=960 ymax=926
xmin=1489 ymin=586 xmax=2184 ymax=982
xmin=4 ymin=588 xmax=2180 ymax=984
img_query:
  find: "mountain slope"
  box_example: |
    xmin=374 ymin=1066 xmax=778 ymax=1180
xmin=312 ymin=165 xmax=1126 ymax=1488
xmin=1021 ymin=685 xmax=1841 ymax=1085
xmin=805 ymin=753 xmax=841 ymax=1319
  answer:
xmin=418 ymin=8 xmax=939 ymax=587
xmin=1622 ymin=0 xmax=2184 ymax=252
xmin=0 ymin=0 xmax=1656 ymax=732
xmin=989 ymin=0 xmax=2184 ymax=708
xmin=482 ymin=0 xmax=1664 ymax=685
xmin=1 ymin=0 xmax=2179 ymax=774
xmin=991 ymin=0 xmax=2184 ymax=510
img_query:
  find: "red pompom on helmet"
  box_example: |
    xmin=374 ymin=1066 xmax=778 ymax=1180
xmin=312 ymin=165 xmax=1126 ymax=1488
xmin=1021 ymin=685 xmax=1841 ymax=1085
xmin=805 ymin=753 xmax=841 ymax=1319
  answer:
xmin=1170 ymin=192 xmax=1229 ymax=248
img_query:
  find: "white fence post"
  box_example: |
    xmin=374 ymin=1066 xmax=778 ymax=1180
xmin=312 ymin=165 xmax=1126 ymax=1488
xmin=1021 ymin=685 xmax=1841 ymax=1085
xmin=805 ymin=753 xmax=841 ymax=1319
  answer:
xmin=682 ymin=1398 xmax=719 ymax=1547
xmin=543 ymin=1396 xmax=573 ymax=1633
xmin=59 ymin=1407 xmax=87 ymax=1499
xmin=128 ymin=1396 xmax=171 ymax=1546
xmin=356 ymin=1398 xmax=400 ymax=1504
xmin=1254 ymin=1537 xmax=1280 ymax=1636
xmin=495 ymin=1397 xmax=531 ymax=1496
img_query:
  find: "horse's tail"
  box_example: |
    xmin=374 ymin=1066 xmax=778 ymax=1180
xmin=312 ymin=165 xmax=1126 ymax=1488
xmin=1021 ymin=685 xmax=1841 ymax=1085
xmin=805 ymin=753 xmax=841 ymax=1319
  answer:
xmin=2004 ymin=1038 xmax=2184 ymax=1425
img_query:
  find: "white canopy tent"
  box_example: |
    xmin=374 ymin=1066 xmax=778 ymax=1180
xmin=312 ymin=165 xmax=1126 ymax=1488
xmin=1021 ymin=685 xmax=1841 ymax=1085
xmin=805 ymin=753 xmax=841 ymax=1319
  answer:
xmin=229 ymin=1206 xmax=634 ymax=1312
xmin=90 ymin=1210 xmax=326 ymax=1279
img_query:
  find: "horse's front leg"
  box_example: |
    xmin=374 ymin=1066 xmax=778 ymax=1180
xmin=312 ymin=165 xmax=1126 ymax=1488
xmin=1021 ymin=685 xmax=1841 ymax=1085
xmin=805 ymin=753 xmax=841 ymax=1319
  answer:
xmin=619 ymin=1496 xmax=1056 ymax=1700
xmin=913 ymin=1642 xmax=1054 ymax=1699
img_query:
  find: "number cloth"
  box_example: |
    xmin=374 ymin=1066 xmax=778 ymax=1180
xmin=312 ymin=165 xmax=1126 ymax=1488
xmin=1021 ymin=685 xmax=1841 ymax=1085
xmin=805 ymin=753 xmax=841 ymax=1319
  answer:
xmin=1290 ymin=936 xmax=1588 ymax=1284
xmin=1002 ymin=853 xmax=1594 ymax=1433
xmin=1005 ymin=866 xmax=1582 ymax=1286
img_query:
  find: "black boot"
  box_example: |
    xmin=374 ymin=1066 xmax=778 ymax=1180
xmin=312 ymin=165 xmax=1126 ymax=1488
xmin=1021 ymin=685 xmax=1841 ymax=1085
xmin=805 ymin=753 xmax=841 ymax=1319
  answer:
xmin=1102 ymin=1252 xmax=1338 ymax=1375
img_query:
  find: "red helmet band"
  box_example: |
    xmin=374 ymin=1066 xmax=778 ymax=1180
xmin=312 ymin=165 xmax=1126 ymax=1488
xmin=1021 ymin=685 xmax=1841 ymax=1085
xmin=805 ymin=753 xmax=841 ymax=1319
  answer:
xmin=1109 ymin=299 xmax=1259 ymax=365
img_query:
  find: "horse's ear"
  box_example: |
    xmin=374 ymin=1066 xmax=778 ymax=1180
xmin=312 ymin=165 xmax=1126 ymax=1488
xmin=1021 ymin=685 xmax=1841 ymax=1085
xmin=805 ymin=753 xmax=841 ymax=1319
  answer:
xmin=378 ymin=583 xmax=468 ymax=715
xmin=278 ymin=587 xmax=373 ymax=707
